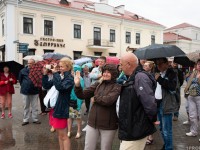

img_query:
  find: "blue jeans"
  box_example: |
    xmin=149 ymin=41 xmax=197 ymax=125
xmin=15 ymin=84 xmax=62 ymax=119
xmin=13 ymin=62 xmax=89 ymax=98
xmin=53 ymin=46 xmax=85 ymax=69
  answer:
xmin=157 ymin=102 xmax=173 ymax=150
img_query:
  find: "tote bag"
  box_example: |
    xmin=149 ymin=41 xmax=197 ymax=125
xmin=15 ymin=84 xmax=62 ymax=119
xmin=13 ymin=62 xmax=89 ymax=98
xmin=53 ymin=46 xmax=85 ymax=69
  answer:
xmin=44 ymin=86 xmax=59 ymax=108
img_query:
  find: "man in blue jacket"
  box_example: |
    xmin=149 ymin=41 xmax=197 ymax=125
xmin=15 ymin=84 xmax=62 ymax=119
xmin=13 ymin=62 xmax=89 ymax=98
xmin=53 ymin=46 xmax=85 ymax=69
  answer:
xmin=19 ymin=59 xmax=40 ymax=126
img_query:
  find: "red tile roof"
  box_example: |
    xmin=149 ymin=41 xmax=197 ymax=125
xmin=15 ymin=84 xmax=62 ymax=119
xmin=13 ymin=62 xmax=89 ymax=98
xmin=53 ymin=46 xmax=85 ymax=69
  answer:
xmin=164 ymin=32 xmax=192 ymax=42
xmin=165 ymin=23 xmax=200 ymax=31
xmin=32 ymin=0 xmax=165 ymax=27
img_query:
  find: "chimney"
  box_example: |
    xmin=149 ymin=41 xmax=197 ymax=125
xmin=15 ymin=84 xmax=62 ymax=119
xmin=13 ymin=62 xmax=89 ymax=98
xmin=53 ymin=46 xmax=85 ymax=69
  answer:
xmin=60 ymin=0 xmax=69 ymax=5
xmin=100 ymin=0 xmax=108 ymax=4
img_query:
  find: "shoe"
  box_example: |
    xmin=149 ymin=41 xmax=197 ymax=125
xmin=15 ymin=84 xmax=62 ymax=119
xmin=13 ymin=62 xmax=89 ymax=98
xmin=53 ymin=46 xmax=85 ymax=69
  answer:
xmin=50 ymin=127 xmax=55 ymax=132
xmin=22 ymin=122 xmax=29 ymax=126
xmin=173 ymin=116 xmax=178 ymax=121
xmin=82 ymin=125 xmax=88 ymax=132
xmin=33 ymin=121 xmax=41 ymax=124
xmin=1 ymin=113 xmax=5 ymax=119
xmin=186 ymin=132 xmax=197 ymax=137
xmin=183 ymin=120 xmax=190 ymax=125
xmin=8 ymin=113 xmax=13 ymax=118
xmin=67 ymin=132 xmax=71 ymax=138
xmin=75 ymin=132 xmax=81 ymax=139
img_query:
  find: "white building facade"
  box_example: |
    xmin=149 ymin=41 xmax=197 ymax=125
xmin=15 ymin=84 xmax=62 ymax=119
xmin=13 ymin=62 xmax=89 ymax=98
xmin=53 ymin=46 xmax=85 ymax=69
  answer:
xmin=164 ymin=23 xmax=200 ymax=54
xmin=0 ymin=0 xmax=164 ymax=63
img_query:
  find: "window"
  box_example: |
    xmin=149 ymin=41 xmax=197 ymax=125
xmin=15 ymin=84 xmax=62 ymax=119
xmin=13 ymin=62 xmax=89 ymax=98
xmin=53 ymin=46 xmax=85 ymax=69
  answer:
xmin=196 ymin=33 xmax=198 ymax=40
xmin=44 ymin=20 xmax=53 ymax=36
xmin=23 ymin=17 xmax=33 ymax=34
xmin=73 ymin=51 xmax=82 ymax=60
xmin=44 ymin=49 xmax=54 ymax=54
xmin=151 ymin=35 xmax=155 ymax=44
xmin=109 ymin=53 xmax=117 ymax=56
xmin=74 ymin=24 xmax=81 ymax=39
xmin=110 ymin=29 xmax=115 ymax=42
xmin=136 ymin=33 xmax=140 ymax=44
xmin=2 ymin=19 xmax=4 ymax=36
xmin=126 ymin=32 xmax=131 ymax=43
xmin=94 ymin=27 xmax=101 ymax=46
xmin=94 ymin=52 xmax=102 ymax=56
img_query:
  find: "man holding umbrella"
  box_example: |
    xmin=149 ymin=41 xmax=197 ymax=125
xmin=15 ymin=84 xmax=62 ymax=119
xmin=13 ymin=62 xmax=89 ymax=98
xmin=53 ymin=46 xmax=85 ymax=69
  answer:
xmin=155 ymin=57 xmax=179 ymax=150
xmin=19 ymin=59 xmax=40 ymax=126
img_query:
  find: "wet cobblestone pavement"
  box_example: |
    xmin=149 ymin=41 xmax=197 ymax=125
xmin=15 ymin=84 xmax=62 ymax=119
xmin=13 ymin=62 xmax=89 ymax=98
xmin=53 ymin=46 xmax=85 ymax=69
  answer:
xmin=0 ymin=83 xmax=200 ymax=150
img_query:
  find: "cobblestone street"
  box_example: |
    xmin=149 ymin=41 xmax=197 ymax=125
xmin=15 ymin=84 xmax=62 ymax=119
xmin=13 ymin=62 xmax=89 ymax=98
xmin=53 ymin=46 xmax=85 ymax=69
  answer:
xmin=0 ymin=83 xmax=200 ymax=150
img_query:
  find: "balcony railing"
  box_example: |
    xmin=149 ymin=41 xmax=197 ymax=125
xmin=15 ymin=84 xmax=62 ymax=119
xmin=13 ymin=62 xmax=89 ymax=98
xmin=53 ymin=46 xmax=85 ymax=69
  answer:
xmin=88 ymin=39 xmax=113 ymax=48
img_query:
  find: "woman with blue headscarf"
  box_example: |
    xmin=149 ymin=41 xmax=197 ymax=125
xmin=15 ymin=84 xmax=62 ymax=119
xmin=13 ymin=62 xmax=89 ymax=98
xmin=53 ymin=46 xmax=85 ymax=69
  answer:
xmin=67 ymin=65 xmax=84 ymax=139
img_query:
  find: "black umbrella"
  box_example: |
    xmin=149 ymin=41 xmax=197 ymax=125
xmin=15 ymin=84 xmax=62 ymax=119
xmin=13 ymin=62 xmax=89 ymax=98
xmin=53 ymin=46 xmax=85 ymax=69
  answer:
xmin=134 ymin=44 xmax=185 ymax=59
xmin=43 ymin=53 xmax=71 ymax=60
xmin=174 ymin=55 xmax=195 ymax=67
xmin=0 ymin=61 xmax=24 ymax=79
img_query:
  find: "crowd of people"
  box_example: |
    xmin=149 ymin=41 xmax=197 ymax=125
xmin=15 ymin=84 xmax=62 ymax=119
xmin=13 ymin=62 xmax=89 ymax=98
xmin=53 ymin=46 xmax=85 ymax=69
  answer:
xmin=0 ymin=52 xmax=200 ymax=150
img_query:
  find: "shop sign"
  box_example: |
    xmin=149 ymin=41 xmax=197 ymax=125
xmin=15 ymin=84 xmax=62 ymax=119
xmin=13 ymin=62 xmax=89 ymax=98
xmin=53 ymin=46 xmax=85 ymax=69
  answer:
xmin=34 ymin=37 xmax=65 ymax=48
xmin=18 ymin=43 xmax=29 ymax=53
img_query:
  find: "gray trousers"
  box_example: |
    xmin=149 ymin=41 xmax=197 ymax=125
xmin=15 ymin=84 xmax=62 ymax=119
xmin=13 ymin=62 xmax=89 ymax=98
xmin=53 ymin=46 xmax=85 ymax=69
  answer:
xmin=188 ymin=95 xmax=200 ymax=135
xmin=22 ymin=94 xmax=39 ymax=122
xmin=84 ymin=125 xmax=116 ymax=150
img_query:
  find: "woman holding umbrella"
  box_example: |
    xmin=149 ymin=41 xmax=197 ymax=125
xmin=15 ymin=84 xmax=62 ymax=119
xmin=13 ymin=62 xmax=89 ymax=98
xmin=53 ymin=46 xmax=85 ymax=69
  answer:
xmin=0 ymin=66 xmax=17 ymax=119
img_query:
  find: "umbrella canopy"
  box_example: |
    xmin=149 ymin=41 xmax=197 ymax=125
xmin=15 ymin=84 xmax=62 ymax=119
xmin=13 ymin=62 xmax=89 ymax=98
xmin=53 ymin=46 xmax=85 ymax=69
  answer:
xmin=43 ymin=53 xmax=71 ymax=60
xmin=73 ymin=65 xmax=82 ymax=72
xmin=29 ymin=58 xmax=59 ymax=87
xmin=186 ymin=50 xmax=200 ymax=62
xmin=134 ymin=44 xmax=185 ymax=59
xmin=74 ymin=57 xmax=92 ymax=65
xmin=0 ymin=61 xmax=24 ymax=79
xmin=174 ymin=55 xmax=195 ymax=67
xmin=95 ymin=56 xmax=120 ymax=66
xmin=23 ymin=55 xmax=43 ymax=62
xmin=82 ymin=62 xmax=93 ymax=68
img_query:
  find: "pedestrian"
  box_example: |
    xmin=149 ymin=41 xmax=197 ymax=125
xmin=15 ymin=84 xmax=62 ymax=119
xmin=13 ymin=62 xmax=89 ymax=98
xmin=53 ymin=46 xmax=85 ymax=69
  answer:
xmin=82 ymin=66 xmax=91 ymax=114
xmin=51 ymin=57 xmax=74 ymax=150
xmin=184 ymin=59 xmax=200 ymax=140
xmin=19 ymin=59 xmax=40 ymax=125
xmin=0 ymin=66 xmax=17 ymax=119
xmin=42 ymin=64 xmax=55 ymax=132
xmin=171 ymin=61 xmax=184 ymax=121
xmin=74 ymin=64 xmax=121 ymax=150
xmin=143 ymin=61 xmax=157 ymax=145
xmin=155 ymin=57 xmax=179 ymax=150
xmin=67 ymin=66 xmax=84 ymax=139
xmin=118 ymin=53 xmax=157 ymax=150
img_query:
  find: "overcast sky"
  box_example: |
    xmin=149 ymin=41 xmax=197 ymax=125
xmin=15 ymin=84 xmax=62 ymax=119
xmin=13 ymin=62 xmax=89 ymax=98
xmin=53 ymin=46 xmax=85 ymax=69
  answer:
xmin=91 ymin=0 xmax=200 ymax=28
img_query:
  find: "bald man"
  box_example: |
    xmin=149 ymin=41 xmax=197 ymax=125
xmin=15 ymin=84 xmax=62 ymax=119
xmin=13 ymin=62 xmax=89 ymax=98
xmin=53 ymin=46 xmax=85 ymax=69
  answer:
xmin=19 ymin=59 xmax=40 ymax=126
xmin=118 ymin=53 xmax=157 ymax=150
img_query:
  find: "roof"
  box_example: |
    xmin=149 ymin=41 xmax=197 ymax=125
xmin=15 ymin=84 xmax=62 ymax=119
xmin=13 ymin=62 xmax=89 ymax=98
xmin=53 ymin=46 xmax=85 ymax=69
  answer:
xmin=163 ymin=32 xmax=192 ymax=42
xmin=32 ymin=0 xmax=165 ymax=27
xmin=165 ymin=23 xmax=200 ymax=31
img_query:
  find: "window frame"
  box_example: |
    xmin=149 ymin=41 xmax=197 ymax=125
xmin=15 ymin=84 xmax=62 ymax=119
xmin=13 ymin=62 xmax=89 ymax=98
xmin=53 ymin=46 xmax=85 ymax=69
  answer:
xmin=2 ymin=19 xmax=4 ymax=36
xmin=136 ymin=33 xmax=140 ymax=45
xmin=126 ymin=31 xmax=131 ymax=44
xmin=44 ymin=20 xmax=53 ymax=36
xmin=151 ymin=35 xmax=155 ymax=44
xmin=23 ymin=17 xmax=33 ymax=34
xmin=74 ymin=24 xmax=81 ymax=39
xmin=110 ymin=29 xmax=115 ymax=42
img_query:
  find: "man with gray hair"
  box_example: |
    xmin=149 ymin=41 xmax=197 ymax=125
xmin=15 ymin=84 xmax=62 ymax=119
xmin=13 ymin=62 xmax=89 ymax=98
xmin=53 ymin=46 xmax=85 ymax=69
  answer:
xmin=19 ymin=59 xmax=40 ymax=126
xmin=118 ymin=53 xmax=157 ymax=150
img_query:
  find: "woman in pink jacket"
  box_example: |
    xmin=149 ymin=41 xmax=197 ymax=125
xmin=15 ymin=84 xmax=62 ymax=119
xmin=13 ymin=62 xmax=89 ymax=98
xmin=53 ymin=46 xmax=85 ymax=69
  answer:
xmin=0 ymin=66 xmax=17 ymax=119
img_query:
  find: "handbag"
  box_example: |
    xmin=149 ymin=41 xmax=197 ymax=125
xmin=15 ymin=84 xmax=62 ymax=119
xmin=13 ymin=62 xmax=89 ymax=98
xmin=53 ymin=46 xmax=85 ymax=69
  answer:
xmin=43 ymin=86 xmax=59 ymax=108
xmin=69 ymin=100 xmax=77 ymax=109
xmin=189 ymin=85 xmax=197 ymax=96
xmin=184 ymin=71 xmax=197 ymax=98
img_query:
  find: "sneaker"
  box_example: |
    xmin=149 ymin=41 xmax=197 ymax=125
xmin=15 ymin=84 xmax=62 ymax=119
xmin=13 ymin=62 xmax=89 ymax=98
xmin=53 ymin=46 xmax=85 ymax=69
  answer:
xmin=82 ymin=125 xmax=88 ymax=132
xmin=186 ymin=132 xmax=197 ymax=137
xmin=8 ymin=113 xmax=13 ymax=118
xmin=183 ymin=120 xmax=190 ymax=125
xmin=1 ymin=113 xmax=5 ymax=119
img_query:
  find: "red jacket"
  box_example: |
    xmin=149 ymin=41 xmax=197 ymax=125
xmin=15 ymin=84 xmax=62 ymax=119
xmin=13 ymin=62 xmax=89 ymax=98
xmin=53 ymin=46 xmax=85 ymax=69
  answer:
xmin=0 ymin=73 xmax=17 ymax=95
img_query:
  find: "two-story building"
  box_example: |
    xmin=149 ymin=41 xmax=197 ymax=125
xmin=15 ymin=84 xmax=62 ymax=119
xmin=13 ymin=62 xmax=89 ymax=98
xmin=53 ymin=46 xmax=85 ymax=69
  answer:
xmin=0 ymin=0 xmax=165 ymax=63
xmin=164 ymin=23 xmax=200 ymax=54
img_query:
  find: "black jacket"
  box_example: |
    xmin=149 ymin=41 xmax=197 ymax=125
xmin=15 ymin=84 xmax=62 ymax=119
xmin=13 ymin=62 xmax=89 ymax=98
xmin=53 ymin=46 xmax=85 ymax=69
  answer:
xmin=18 ymin=66 xmax=39 ymax=95
xmin=118 ymin=67 xmax=156 ymax=141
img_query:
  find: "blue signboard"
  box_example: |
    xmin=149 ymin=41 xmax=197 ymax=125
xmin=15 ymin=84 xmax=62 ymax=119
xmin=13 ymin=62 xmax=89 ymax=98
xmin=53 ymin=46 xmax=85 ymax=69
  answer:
xmin=18 ymin=43 xmax=29 ymax=53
